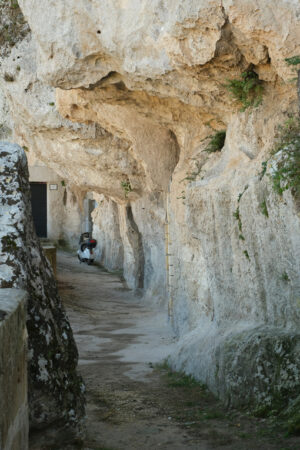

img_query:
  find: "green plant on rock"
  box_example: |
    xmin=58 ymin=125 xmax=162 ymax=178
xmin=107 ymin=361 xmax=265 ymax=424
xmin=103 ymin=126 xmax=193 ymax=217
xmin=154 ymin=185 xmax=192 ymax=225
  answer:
xmin=225 ymin=70 xmax=264 ymax=111
xmin=259 ymin=161 xmax=268 ymax=180
xmin=204 ymin=130 xmax=226 ymax=153
xmin=155 ymin=361 xmax=207 ymax=389
xmin=233 ymin=206 xmax=242 ymax=232
xmin=176 ymin=190 xmax=186 ymax=201
xmin=238 ymin=185 xmax=249 ymax=203
xmin=3 ymin=72 xmax=14 ymax=82
xmin=270 ymin=115 xmax=300 ymax=198
xmin=259 ymin=199 xmax=269 ymax=218
xmin=181 ymin=160 xmax=206 ymax=183
xmin=285 ymin=55 xmax=300 ymax=66
xmin=243 ymin=250 xmax=250 ymax=261
xmin=9 ymin=0 xmax=19 ymax=9
xmin=281 ymin=271 xmax=290 ymax=282
xmin=121 ymin=180 xmax=132 ymax=198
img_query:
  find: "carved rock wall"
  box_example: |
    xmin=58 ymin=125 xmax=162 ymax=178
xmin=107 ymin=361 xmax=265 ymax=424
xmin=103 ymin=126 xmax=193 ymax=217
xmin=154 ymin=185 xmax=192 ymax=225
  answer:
xmin=1 ymin=0 xmax=300 ymax=411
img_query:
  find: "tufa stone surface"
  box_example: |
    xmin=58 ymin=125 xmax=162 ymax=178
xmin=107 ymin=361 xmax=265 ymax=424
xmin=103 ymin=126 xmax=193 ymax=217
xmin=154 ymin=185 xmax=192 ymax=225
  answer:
xmin=1 ymin=0 xmax=300 ymax=412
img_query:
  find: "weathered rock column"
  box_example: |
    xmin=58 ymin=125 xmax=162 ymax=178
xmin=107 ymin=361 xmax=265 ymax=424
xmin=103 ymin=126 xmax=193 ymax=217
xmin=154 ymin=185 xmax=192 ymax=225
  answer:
xmin=0 ymin=142 xmax=85 ymax=443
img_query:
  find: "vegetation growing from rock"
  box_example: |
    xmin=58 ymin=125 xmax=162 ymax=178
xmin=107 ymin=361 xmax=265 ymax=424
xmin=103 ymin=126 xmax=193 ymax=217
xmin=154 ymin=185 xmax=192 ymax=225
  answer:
xmin=259 ymin=199 xmax=269 ymax=217
xmin=225 ymin=70 xmax=264 ymax=111
xmin=181 ymin=160 xmax=203 ymax=182
xmin=285 ymin=55 xmax=300 ymax=66
xmin=0 ymin=0 xmax=30 ymax=58
xmin=120 ymin=180 xmax=132 ymax=198
xmin=233 ymin=206 xmax=242 ymax=232
xmin=270 ymin=115 xmax=300 ymax=198
xmin=204 ymin=130 xmax=226 ymax=153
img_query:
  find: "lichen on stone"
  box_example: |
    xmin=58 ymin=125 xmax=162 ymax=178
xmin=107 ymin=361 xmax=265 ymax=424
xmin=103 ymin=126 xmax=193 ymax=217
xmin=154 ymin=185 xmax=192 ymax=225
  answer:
xmin=0 ymin=142 xmax=85 ymax=442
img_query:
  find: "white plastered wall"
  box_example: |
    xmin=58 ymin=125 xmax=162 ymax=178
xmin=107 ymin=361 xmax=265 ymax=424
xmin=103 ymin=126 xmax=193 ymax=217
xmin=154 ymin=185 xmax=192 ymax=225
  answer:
xmin=28 ymin=159 xmax=82 ymax=246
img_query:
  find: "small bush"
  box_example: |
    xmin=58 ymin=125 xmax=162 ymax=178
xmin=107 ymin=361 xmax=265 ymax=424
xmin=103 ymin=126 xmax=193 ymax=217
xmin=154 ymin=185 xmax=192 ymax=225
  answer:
xmin=204 ymin=130 xmax=226 ymax=153
xmin=270 ymin=116 xmax=300 ymax=198
xmin=225 ymin=70 xmax=264 ymax=111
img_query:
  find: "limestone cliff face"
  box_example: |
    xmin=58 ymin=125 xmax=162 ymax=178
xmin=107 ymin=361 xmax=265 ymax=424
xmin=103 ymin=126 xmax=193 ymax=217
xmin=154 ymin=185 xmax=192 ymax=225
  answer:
xmin=1 ymin=0 xmax=300 ymax=411
xmin=0 ymin=143 xmax=85 ymax=439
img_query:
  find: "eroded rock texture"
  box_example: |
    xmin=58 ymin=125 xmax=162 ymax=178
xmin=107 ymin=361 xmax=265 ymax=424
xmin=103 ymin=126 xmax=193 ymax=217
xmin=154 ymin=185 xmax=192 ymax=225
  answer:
xmin=1 ymin=0 xmax=300 ymax=412
xmin=0 ymin=143 xmax=85 ymax=438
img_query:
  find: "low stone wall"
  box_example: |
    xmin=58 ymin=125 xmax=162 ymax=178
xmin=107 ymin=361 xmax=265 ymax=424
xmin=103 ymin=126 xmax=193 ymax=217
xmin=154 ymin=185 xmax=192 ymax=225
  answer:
xmin=0 ymin=289 xmax=28 ymax=450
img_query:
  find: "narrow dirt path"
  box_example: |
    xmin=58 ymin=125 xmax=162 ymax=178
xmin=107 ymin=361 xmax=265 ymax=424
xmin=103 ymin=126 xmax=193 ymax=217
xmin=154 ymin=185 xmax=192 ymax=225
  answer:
xmin=57 ymin=251 xmax=299 ymax=450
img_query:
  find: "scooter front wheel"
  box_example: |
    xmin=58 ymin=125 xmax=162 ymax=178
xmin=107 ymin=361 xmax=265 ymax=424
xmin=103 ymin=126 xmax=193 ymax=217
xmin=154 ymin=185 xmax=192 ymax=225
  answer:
xmin=77 ymin=255 xmax=82 ymax=262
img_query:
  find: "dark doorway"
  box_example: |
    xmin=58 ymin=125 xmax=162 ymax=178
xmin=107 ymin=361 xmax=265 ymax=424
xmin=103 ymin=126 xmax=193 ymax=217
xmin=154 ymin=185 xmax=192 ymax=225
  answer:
xmin=30 ymin=182 xmax=47 ymax=237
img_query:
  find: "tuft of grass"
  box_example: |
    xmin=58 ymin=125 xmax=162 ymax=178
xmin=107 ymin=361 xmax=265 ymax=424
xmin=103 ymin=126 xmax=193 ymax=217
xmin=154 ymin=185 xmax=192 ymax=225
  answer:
xmin=285 ymin=55 xmax=300 ymax=66
xmin=155 ymin=361 xmax=207 ymax=389
xmin=243 ymin=250 xmax=250 ymax=261
xmin=233 ymin=207 xmax=242 ymax=232
xmin=166 ymin=370 xmax=201 ymax=388
xmin=177 ymin=190 xmax=186 ymax=200
xmin=201 ymin=410 xmax=225 ymax=420
xmin=204 ymin=130 xmax=226 ymax=153
xmin=225 ymin=70 xmax=264 ymax=111
xmin=259 ymin=199 xmax=269 ymax=217
xmin=281 ymin=271 xmax=290 ymax=283
xmin=237 ymin=432 xmax=251 ymax=439
xmin=181 ymin=161 xmax=203 ymax=183
xmin=3 ymin=72 xmax=14 ymax=82
xmin=48 ymin=102 xmax=55 ymax=106
xmin=238 ymin=185 xmax=249 ymax=203
xmin=285 ymin=412 xmax=300 ymax=435
xmin=10 ymin=1 xmax=19 ymax=9
xmin=259 ymin=161 xmax=268 ymax=180
xmin=120 ymin=180 xmax=132 ymax=198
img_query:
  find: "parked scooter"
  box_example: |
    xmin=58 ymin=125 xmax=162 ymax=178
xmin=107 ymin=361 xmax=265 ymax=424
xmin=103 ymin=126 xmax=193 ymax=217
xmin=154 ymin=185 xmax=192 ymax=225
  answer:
xmin=77 ymin=232 xmax=97 ymax=265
